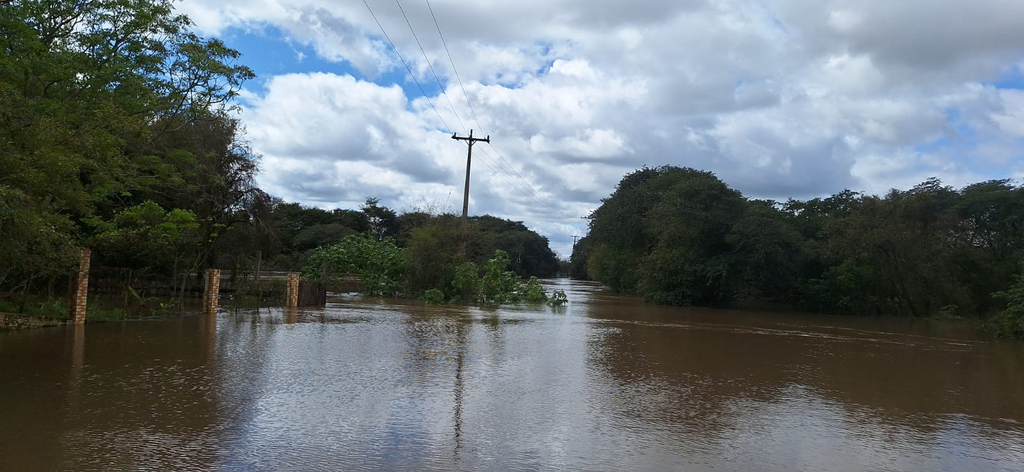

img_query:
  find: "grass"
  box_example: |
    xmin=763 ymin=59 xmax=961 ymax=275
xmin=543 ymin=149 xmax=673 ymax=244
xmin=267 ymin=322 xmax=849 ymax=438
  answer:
xmin=0 ymin=299 xmax=71 ymax=319
xmin=85 ymin=305 xmax=126 ymax=321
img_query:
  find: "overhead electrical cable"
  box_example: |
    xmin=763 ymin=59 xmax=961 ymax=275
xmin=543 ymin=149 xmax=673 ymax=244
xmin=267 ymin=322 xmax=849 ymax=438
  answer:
xmin=394 ymin=0 xmax=467 ymax=132
xmin=482 ymin=143 xmax=576 ymax=218
xmin=421 ymin=0 xmax=576 ymax=219
xmin=362 ymin=0 xmax=452 ymax=133
xmin=424 ymin=0 xmax=483 ymax=132
xmin=380 ymin=0 xmax=579 ymax=222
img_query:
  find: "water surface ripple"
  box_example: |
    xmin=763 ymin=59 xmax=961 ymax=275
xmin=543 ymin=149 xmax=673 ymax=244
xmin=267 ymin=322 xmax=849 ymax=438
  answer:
xmin=2 ymin=280 xmax=1022 ymax=471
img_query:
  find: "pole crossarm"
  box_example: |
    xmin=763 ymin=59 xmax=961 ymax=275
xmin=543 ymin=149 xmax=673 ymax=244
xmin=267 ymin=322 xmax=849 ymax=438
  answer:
xmin=452 ymin=129 xmax=490 ymax=221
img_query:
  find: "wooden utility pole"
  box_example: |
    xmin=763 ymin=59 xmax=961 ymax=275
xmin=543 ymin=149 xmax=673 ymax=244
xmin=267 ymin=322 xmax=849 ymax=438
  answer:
xmin=451 ymin=129 xmax=490 ymax=221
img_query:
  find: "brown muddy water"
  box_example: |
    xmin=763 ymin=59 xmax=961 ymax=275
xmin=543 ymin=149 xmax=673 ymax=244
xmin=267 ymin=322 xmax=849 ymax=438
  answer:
xmin=1 ymin=280 xmax=1022 ymax=471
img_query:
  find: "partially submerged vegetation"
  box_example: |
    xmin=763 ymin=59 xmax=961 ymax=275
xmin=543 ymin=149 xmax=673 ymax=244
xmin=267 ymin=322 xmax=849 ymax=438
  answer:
xmin=303 ymin=217 xmax=567 ymax=306
xmin=0 ymin=0 xmax=561 ymax=316
xmin=574 ymin=166 xmax=1024 ymax=338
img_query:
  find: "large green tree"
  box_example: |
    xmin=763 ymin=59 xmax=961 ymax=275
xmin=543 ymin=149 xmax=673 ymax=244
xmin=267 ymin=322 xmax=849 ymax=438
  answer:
xmin=0 ymin=0 xmax=254 ymax=288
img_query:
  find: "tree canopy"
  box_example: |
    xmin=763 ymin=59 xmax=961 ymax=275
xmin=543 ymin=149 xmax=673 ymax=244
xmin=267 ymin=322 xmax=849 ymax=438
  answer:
xmin=576 ymin=166 xmax=1024 ymax=336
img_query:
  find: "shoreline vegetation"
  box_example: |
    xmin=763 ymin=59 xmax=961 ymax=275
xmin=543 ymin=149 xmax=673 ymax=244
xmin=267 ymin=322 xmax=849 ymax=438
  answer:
xmin=0 ymin=1 xmax=564 ymax=322
xmin=0 ymin=1 xmax=1019 ymax=338
xmin=570 ymin=166 xmax=1024 ymax=339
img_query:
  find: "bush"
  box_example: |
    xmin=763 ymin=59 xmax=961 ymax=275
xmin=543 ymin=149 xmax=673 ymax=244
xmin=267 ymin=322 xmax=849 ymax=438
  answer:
xmin=304 ymin=233 xmax=406 ymax=297
xmin=451 ymin=262 xmax=479 ymax=302
xmin=478 ymin=250 xmax=523 ymax=304
xmin=992 ymin=273 xmax=1024 ymax=339
xmin=521 ymin=277 xmax=547 ymax=303
xmin=86 ymin=306 xmax=125 ymax=321
xmin=422 ymin=289 xmax=446 ymax=305
xmin=0 ymin=299 xmax=70 ymax=319
xmin=547 ymin=290 xmax=568 ymax=307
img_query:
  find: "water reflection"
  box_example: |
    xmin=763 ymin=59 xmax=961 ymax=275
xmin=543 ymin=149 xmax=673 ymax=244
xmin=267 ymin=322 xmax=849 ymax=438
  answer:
xmin=0 ymin=281 xmax=1022 ymax=471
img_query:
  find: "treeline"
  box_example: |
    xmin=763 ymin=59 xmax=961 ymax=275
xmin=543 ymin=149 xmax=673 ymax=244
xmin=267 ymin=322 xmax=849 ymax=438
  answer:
xmin=300 ymin=218 xmax=567 ymax=305
xmin=572 ymin=166 xmax=1024 ymax=337
xmin=0 ymin=0 xmax=559 ymax=307
xmin=260 ymin=200 xmax=559 ymax=277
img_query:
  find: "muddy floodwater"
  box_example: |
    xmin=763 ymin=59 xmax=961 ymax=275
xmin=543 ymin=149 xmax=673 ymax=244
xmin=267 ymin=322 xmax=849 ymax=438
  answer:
xmin=2 ymin=280 xmax=1023 ymax=471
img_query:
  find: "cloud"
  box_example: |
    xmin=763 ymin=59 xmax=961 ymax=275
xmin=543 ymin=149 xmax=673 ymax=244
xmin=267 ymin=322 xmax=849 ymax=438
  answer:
xmin=178 ymin=0 xmax=1024 ymax=256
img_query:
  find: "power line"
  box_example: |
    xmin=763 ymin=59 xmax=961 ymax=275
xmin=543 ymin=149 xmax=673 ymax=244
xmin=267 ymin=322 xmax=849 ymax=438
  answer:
xmin=418 ymin=1 xmax=574 ymax=219
xmin=476 ymin=146 xmax=577 ymax=220
xmin=381 ymin=0 xmax=579 ymax=223
xmin=482 ymin=142 xmax=575 ymax=217
xmin=362 ymin=0 xmax=452 ymax=133
xmin=394 ymin=0 xmax=467 ymax=133
xmin=425 ymin=0 xmax=482 ymax=132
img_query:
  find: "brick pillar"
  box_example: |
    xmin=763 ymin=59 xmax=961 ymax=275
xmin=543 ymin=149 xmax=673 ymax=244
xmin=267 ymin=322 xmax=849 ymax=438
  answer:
xmin=286 ymin=273 xmax=299 ymax=307
xmin=72 ymin=249 xmax=91 ymax=324
xmin=203 ymin=269 xmax=221 ymax=315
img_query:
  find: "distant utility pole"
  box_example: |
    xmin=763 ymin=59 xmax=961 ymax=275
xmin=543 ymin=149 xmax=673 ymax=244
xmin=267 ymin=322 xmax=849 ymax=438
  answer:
xmin=572 ymin=235 xmax=579 ymax=250
xmin=451 ymin=129 xmax=490 ymax=222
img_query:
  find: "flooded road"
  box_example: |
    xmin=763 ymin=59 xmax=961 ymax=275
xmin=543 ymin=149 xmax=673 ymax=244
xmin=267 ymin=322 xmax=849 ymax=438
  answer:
xmin=2 ymin=280 xmax=1023 ymax=471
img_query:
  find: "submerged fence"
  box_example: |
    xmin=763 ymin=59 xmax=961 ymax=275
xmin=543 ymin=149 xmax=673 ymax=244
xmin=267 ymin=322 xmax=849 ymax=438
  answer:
xmin=1 ymin=249 xmax=334 ymax=324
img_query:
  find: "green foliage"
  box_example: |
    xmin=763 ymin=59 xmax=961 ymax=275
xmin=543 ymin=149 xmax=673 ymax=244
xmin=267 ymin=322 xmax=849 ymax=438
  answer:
xmin=451 ymin=262 xmax=480 ymax=303
xmin=935 ymin=305 xmax=963 ymax=321
xmin=478 ymin=250 xmax=523 ymax=304
xmin=362 ymin=197 xmax=399 ymax=242
xmin=87 ymin=201 xmax=199 ymax=276
xmin=402 ymin=216 xmax=478 ymax=297
xmin=569 ymin=235 xmax=592 ymax=280
xmin=579 ymin=167 xmax=1024 ymax=326
xmin=421 ymin=289 xmax=446 ymax=306
xmin=521 ymin=277 xmax=548 ymax=303
xmin=0 ymin=299 xmax=69 ymax=319
xmin=0 ymin=187 xmax=78 ymax=287
xmin=1 ymin=0 xmax=261 ymax=291
xmin=86 ymin=305 xmax=126 ymax=321
xmin=798 ymin=259 xmax=884 ymax=316
xmin=584 ymin=166 xmax=758 ymax=305
xmin=472 ymin=215 xmax=560 ymax=277
xmin=992 ymin=273 xmax=1024 ymax=339
xmin=547 ymin=290 xmax=568 ymax=307
xmin=303 ymin=233 xmax=406 ymax=297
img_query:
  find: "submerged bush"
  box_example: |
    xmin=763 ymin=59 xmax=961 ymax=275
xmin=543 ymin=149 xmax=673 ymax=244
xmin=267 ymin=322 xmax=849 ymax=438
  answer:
xmin=422 ymin=289 xmax=446 ymax=306
xmin=547 ymin=290 xmax=568 ymax=307
xmin=521 ymin=277 xmax=548 ymax=303
xmin=304 ymin=233 xmax=406 ymax=297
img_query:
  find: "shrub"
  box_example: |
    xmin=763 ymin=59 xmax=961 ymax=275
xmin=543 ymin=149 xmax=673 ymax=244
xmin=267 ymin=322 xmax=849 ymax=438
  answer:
xmin=422 ymin=288 xmax=446 ymax=305
xmin=520 ymin=277 xmax=547 ymax=303
xmin=547 ymin=290 xmax=568 ymax=307
xmin=992 ymin=273 xmax=1024 ymax=339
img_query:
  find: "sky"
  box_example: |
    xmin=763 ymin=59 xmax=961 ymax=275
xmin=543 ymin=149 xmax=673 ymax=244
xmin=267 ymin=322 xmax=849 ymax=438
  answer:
xmin=174 ymin=0 xmax=1024 ymax=257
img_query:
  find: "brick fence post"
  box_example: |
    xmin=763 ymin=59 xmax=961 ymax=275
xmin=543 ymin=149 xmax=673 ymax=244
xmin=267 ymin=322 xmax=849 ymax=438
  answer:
xmin=72 ymin=249 xmax=91 ymax=324
xmin=203 ymin=269 xmax=221 ymax=315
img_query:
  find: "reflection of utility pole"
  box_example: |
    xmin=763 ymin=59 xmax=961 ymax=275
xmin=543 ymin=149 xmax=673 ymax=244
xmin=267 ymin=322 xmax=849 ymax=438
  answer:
xmin=451 ymin=129 xmax=490 ymax=222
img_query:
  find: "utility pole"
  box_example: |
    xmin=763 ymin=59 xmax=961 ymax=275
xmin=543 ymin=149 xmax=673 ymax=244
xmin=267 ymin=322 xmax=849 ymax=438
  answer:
xmin=451 ymin=129 xmax=490 ymax=222
xmin=572 ymin=235 xmax=579 ymax=250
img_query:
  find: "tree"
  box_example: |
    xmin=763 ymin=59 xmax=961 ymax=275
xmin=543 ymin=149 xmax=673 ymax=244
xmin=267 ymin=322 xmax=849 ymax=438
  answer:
xmin=0 ymin=0 xmax=255 ymax=286
xmin=86 ymin=201 xmax=199 ymax=278
xmin=362 ymin=197 xmax=398 ymax=242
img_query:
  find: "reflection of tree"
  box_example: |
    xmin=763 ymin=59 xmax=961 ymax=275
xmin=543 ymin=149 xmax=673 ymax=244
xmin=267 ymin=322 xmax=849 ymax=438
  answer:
xmin=18 ymin=318 xmax=240 ymax=470
xmin=588 ymin=303 xmax=1024 ymax=451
